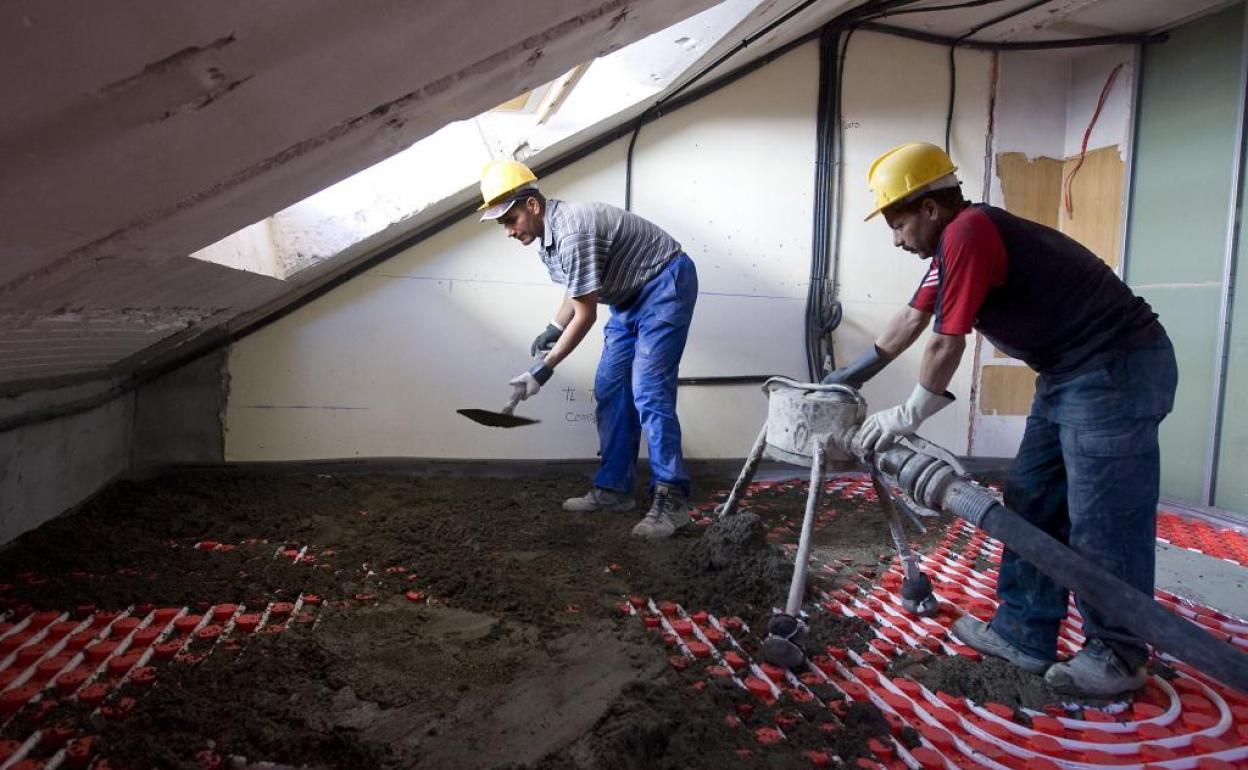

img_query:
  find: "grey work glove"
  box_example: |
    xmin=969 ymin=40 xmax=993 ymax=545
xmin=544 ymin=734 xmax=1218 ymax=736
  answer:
xmin=530 ymin=321 xmax=565 ymax=357
xmin=821 ymin=345 xmax=892 ymax=388
xmin=855 ymin=384 xmax=955 ymax=453
xmin=509 ymin=360 xmax=554 ymax=401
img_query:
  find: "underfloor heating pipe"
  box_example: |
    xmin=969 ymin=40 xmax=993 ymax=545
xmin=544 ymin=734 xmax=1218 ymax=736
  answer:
xmin=933 ymin=471 xmax=1248 ymax=693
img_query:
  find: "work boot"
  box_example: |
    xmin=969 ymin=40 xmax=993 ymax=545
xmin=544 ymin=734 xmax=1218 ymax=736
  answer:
xmin=562 ymin=487 xmax=636 ymax=513
xmin=952 ymin=615 xmax=1052 ymax=674
xmin=631 ymin=484 xmax=691 ymax=539
xmin=1044 ymin=639 xmax=1147 ymax=698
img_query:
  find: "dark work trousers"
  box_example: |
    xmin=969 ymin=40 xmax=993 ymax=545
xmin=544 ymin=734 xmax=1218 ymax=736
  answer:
xmin=989 ymin=329 xmax=1178 ymax=668
xmin=592 ymin=253 xmax=697 ymax=498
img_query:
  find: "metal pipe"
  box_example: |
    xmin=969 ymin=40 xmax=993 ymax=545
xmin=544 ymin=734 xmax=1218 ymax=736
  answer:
xmin=717 ymin=425 xmax=769 ymax=517
xmin=1116 ymin=44 xmax=1144 ymax=283
xmin=785 ymin=443 xmax=826 ymax=616
xmin=1203 ymin=8 xmax=1248 ymax=506
xmin=677 ymin=375 xmax=779 ymax=386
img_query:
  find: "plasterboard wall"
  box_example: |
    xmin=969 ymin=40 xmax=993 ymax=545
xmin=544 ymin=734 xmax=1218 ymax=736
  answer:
xmin=224 ymin=32 xmax=995 ymax=463
xmin=1127 ymin=4 xmax=1246 ymax=507
xmin=833 ymin=33 xmax=992 ymax=457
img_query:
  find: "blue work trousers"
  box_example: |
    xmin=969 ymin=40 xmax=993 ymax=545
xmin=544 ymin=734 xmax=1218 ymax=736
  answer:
xmin=593 ymin=254 xmax=697 ymax=498
xmin=989 ymin=330 xmax=1177 ymax=668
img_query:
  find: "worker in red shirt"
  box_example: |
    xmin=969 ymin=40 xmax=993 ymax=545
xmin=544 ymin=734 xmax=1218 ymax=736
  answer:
xmin=827 ymin=142 xmax=1177 ymax=698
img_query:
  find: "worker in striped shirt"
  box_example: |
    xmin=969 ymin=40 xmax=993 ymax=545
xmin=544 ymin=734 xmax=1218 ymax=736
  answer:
xmin=478 ymin=160 xmax=698 ymax=539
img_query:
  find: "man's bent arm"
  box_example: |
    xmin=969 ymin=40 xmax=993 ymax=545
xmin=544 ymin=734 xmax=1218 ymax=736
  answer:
xmin=876 ymin=306 xmax=932 ymax=358
xmin=919 ymin=332 xmax=966 ymax=394
xmin=544 ymin=292 xmax=598 ymax=367
xmin=552 ymin=297 xmax=576 ymax=329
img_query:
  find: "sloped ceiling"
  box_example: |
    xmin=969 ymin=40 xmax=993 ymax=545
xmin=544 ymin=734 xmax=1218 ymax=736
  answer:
xmin=0 ymin=0 xmax=1232 ymax=402
xmin=0 ymin=0 xmax=719 ymax=392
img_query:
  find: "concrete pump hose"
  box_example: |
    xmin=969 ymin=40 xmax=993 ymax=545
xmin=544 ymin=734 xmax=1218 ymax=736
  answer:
xmin=962 ymin=495 xmax=1248 ymax=693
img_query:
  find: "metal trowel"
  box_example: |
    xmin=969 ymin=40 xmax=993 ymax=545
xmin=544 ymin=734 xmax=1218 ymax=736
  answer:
xmin=457 ymin=394 xmax=540 ymax=429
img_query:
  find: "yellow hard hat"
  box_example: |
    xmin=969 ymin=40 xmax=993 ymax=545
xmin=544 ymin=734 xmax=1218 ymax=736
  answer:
xmin=478 ymin=159 xmax=538 ymax=219
xmin=864 ymin=142 xmax=958 ymax=220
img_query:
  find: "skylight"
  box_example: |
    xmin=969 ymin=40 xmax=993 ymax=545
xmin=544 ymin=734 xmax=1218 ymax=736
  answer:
xmin=190 ymin=0 xmax=763 ymax=280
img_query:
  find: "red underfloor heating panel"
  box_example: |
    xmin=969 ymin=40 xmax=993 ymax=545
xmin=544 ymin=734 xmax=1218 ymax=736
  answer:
xmin=627 ymin=475 xmax=1247 ymax=770
xmin=0 ymin=478 xmax=1245 ymax=769
xmin=0 ymin=543 xmax=328 ymax=770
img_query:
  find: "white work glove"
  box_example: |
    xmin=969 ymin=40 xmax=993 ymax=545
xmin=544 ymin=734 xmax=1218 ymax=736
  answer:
xmin=855 ymin=384 xmax=955 ymax=453
xmin=508 ymin=360 xmax=554 ymax=402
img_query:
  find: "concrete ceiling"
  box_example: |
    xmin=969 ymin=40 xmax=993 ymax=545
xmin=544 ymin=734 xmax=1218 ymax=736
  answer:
xmin=0 ymin=0 xmax=718 ymax=394
xmin=0 ymin=0 xmax=1235 ymax=403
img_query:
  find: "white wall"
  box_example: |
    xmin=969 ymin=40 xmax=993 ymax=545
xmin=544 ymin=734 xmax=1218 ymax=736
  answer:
xmin=835 ymin=32 xmax=994 ymax=456
xmin=225 ymin=33 xmax=999 ymax=462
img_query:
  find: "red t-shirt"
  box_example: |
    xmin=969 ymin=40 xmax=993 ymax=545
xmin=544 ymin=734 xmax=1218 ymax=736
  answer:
xmin=909 ymin=206 xmax=1008 ymax=335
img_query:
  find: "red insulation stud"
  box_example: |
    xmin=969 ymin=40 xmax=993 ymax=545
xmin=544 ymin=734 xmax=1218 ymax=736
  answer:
xmin=84 ymin=641 xmax=118 ymax=663
xmin=0 ymin=684 xmax=39 ymax=715
xmin=174 ymin=615 xmax=203 ymax=634
xmin=234 ymin=614 xmax=261 ymax=633
xmin=54 ymin=667 xmax=91 ymax=696
xmin=64 ymin=738 xmax=94 ymax=769
xmin=77 ymin=682 xmax=110 ymax=706
xmin=0 ymin=740 xmax=21 ymax=762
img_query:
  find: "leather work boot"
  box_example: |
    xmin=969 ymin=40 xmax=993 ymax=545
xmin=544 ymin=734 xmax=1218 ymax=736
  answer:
xmin=952 ymin=615 xmax=1052 ymax=674
xmin=630 ymin=484 xmax=691 ymax=539
xmin=1044 ymin=639 xmax=1148 ymax=698
xmin=562 ymin=487 xmax=636 ymax=513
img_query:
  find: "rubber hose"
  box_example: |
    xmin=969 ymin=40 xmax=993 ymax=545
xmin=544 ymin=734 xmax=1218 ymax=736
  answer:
xmin=976 ymin=503 xmax=1248 ymax=693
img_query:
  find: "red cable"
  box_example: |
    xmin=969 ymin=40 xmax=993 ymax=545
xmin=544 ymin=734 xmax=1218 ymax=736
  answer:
xmin=1063 ymin=63 xmax=1123 ymax=217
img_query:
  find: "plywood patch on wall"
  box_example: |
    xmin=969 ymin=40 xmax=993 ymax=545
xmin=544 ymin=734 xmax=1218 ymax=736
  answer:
xmin=994 ymin=146 xmax=1125 ymax=268
xmin=978 ymin=364 xmax=1036 ymax=416
xmin=1059 ymin=146 xmax=1125 ymax=270
xmin=995 ymin=152 xmax=1063 ymax=229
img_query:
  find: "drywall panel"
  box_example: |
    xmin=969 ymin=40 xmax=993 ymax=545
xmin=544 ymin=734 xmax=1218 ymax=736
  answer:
xmin=838 ymin=32 xmax=992 ymax=307
xmin=1135 ymin=285 xmax=1222 ymax=503
xmin=0 ymin=395 xmax=132 ymax=544
xmin=1128 ymin=8 xmax=1244 ymax=288
xmin=1127 ymin=3 xmax=1245 ymax=506
xmin=1215 ymin=69 xmax=1248 ymax=515
xmin=227 ymin=45 xmax=821 ymax=462
xmin=993 ymin=53 xmax=1069 ymax=163
xmin=1063 ymin=47 xmax=1135 ymax=160
xmin=830 ymin=31 xmax=992 ymax=455
xmin=836 ymin=299 xmax=973 ymax=453
xmin=629 ymin=43 xmax=817 ymax=298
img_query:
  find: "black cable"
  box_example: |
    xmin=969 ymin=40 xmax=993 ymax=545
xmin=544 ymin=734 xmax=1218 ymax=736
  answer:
xmin=863 ymin=22 xmax=1167 ymax=49
xmin=874 ymin=0 xmax=1015 ymax=17
xmin=676 ymin=375 xmax=779 ymax=386
xmin=624 ymin=116 xmax=644 ymax=211
xmin=805 ymin=0 xmax=927 ymax=379
xmin=945 ymin=45 xmax=957 ymax=153
xmin=945 ymin=0 xmax=1058 ymax=153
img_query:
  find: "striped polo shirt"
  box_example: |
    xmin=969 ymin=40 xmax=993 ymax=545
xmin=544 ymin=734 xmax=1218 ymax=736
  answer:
xmin=538 ymin=200 xmax=683 ymax=306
